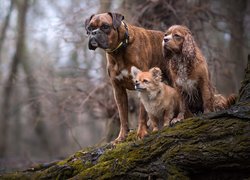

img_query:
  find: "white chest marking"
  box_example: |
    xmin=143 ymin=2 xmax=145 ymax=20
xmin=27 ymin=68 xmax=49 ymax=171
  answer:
xmin=176 ymin=78 xmax=197 ymax=92
xmin=116 ymin=69 xmax=129 ymax=80
xmin=175 ymin=61 xmax=197 ymax=92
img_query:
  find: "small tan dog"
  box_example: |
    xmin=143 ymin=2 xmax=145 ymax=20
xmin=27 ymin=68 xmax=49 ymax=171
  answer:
xmin=131 ymin=66 xmax=184 ymax=131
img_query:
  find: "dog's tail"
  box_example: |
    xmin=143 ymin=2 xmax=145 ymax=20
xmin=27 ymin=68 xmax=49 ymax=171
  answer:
xmin=226 ymin=94 xmax=237 ymax=107
xmin=214 ymin=94 xmax=237 ymax=111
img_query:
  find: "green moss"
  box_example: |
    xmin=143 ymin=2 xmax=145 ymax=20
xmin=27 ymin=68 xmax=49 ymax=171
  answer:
xmin=57 ymin=159 xmax=68 ymax=166
xmin=74 ymin=133 xmax=166 ymax=179
xmin=76 ymin=160 xmax=114 ymax=179
xmin=125 ymin=131 xmax=137 ymax=142
xmin=0 ymin=172 xmax=31 ymax=180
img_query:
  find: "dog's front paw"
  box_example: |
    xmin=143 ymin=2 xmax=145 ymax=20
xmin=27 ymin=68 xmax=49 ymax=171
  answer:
xmin=112 ymin=136 xmax=126 ymax=144
xmin=204 ymin=107 xmax=213 ymax=114
xmin=137 ymin=126 xmax=149 ymax=139
xmin=152 ymin=127 xmax=159 ymax=132
xmin=169 ymin=118 xmax=182 ymax=127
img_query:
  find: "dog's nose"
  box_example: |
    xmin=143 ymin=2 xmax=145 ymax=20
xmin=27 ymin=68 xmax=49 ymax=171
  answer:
xmin=163 ymin=36 xmax=170 ymax=43
xmin=134 ymin=81 xmax=140 ymax=89
xmin=88 ymin=37 xmax=98 ymax=50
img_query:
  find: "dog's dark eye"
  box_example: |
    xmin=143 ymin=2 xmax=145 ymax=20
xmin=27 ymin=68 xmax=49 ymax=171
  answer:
xmin=143 ymin=79 xmax=149 ymax=83
xmin=87 ymin=25 xmax=95 ymax=31
xmin=101 ymin=24 xmax=110 ymax=30
xmin=164 ymin=33 xmax=170 ymax=37
xmin=173 ymin=34 xmax=182 ymax=40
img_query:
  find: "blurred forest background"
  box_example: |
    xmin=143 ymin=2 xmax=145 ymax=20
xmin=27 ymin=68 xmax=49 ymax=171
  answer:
xmin=0 ymin=0 xmax=249 ymax=172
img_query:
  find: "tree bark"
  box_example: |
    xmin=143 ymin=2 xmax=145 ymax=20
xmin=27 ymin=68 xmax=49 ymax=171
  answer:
xmin=227 ymin=0 xmax=247 ymax=93
xmin=21 ymin=45 xmax=52 ymax=156
xmin=0 ymin=0 xmax=51 ymax=158
xmin=1 ymin=56 xmax=249 ymax=179
xmin=0 ymin=0 xmax=14 ymax=57
xmin=0 ymin=0 xmax=29 ymax=158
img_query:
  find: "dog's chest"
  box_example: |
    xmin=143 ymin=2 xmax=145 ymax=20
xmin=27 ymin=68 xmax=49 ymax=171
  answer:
xmin=109 ymin=66 xmax=134 ymax=89
xmin=139 ymin=92 xmax=164 ymax=118
xmin=115 ymin=69 xmax=129 ymax=81
xmin=107 ymin=59 xmax=129 ymax=81
xmin=176 ymin=78 xmax=197 ymax=93
xmin=175 ymin=63 xmax=197 ymax=92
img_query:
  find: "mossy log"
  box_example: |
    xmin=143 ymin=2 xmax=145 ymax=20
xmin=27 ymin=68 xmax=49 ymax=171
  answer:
xmin=1 ymin=56 xmax=250 ymax=179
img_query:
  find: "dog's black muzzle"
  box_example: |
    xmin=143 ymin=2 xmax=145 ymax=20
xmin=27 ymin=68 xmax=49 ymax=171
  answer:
xmin=89 ymin=37 xmax=98 ymax=50
xmin=88 ymin=29 xmax=109 ymax=50
xmin=134 ymin=83 xmax=145 ymax=91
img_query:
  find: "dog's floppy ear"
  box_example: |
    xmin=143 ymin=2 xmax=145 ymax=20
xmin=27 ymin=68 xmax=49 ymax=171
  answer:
xmin=85 ymin=14 xmax=94 ymax=34
xmin=149 ymin=67 xmax=162 ymax=82
xmin=131 ymin=66 xmax=141 ymax=78
xmin=108 ymin=12 xmax=124 ymax=29
xmin=182 ymin=33 xmax=196 ymax=60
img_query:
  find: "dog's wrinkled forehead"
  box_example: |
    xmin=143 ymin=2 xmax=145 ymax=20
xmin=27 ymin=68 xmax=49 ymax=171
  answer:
xmin=85 ymin=12 xmax=124 ymax=30
xmin=137 ymin=72 xmax=152 ymax=81
xmin=167 ymin=25 xmax=191 ymax=36
xmin=89 ymin=13 xmax=112 ymax=27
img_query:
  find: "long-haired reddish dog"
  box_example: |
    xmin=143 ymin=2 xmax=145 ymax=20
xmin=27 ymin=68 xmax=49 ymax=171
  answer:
xmin=162 ymin=25 xmax=235 ymax=116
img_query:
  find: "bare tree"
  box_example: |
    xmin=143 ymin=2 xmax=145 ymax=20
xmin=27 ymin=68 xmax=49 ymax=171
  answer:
xmin=0 ymin=0 xmax=14 ymax=58
xmin=227 ymin=0 xmax=248 ymax=91
xmin=0 ymin=0 xmax=29 ymax=157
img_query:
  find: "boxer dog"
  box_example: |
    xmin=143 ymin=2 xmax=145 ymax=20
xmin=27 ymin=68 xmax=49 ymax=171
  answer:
xmin=85 ymin=12 xmax=171 ymax=143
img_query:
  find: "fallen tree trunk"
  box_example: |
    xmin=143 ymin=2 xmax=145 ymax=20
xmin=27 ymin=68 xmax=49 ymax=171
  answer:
xmin=1 ymin=56 xmax=250 ymax=179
